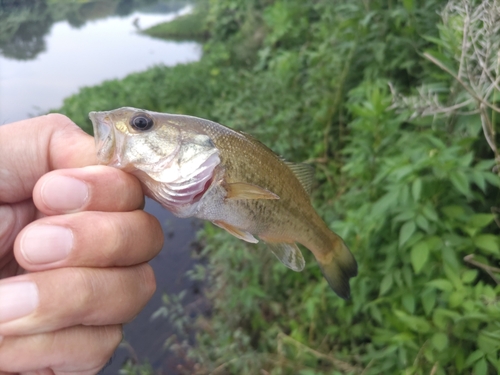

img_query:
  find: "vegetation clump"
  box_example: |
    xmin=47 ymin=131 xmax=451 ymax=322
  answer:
xmin=58 ymin=0 xmax=500 ymax=374
xmin=141 ymin=6 xmax=209 ymax=41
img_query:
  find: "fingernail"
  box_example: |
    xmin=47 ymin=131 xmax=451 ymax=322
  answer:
xmin=41 ymin=176 xmax=89 ymax=211
xmin=21 ymin=225 xmax=73 ymax=264
xmin=0 ymin=281 xmax=39 ymax=323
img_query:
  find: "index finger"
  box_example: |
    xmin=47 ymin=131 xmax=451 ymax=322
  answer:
xmin=32 ymin=166 xmax=145 ymax=215
xmin=0 ymin=114 xmax=96 ymax=204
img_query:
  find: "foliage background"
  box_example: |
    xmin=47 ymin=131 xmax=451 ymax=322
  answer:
xmin=57 ymin=0 xmax=500 ymax=373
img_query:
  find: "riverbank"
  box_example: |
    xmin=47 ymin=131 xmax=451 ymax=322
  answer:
xmin=141 ymin=6 xmax=208 ymax=41
xmin=58 ymin=1 xmax=500 ymax=374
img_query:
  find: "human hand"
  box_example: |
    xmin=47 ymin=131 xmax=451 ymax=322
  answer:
xmin=0 ymin=114 xmax=163 ymax=374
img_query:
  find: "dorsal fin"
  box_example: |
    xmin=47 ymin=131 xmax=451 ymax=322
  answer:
xmin=239 ymin=131 xmax=315 ymax=195
xmin=285 ymin=162 xmax=315 ymax=195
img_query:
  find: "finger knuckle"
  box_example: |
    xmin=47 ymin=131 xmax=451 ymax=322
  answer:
xmin=152 ymin=215 xmax=165 ymax=249
xmin=43 ymin=113 xmax=80 ymax=137
xmin=138 ymin=263 xmax=156 ymax=299
xmin=100 ymin=324 xmax=123 ymax=354
xmin=0 ymin=205 xmax=16 ymax=251
xmin=44 ymin=113 xmax=72 ymax=125
xmin=92 ymin=213 xmax=124 ymax=263
xmin=70 ymin=267 xmax=101 ymax=313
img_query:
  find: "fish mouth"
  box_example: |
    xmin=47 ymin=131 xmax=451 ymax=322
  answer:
xmin=89 ymin=111 xmax=120 ymax=166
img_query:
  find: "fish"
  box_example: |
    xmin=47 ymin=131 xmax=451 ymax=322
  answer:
xmin=89 ymin=107 xmax=358 ymax=299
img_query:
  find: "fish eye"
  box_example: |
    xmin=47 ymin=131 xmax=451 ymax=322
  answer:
xmin=130 ymin=113 xmax=154 ymax=131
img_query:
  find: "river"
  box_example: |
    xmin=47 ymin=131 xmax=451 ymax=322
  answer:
xmin=0 ymin=1 xmax=202 ymax=373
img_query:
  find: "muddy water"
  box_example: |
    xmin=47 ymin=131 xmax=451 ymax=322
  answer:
xmin=104 ymin=198 xmax=202 ymax=374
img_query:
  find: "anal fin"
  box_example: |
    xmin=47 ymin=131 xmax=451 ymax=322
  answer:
xmin=213 ymin=220 xmax=259 ymax=243
xmin=225 ymin=182 xmax=279 ymax=200
xmin=266 ymin=241 xmax=305 ymax=272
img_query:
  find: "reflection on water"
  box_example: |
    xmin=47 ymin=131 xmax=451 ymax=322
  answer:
xmin=1 ymin=1 xmax=203 ymax=374
xmin=0 ymin=0 xmax=51 ymax=60
xmin=0 ymin=0 xmax=190 ymax=60
xmin=0 ymin=0 xmax=200 ymax=124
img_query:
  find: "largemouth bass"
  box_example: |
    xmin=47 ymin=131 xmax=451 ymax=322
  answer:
xmin=89 ymin=107 xmax=357 ymax=299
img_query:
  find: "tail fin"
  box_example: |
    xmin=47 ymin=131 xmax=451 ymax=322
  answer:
xmin=316 ymin=238 xmax=357 ymax=299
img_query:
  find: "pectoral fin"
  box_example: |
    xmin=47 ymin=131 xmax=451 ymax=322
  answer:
xmin=213 ymin=220 xmax=259 ymax=243
xmin=225 ymin=182 xmax=279 ymax=200
xmin=266 ymin=242 xmax=305 ymax=272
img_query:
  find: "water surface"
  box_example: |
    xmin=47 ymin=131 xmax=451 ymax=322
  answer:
xmin=0 ymin=2 xmax=200 ymax=123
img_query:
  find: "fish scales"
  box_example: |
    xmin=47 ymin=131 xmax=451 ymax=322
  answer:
xmin=198 ymin=124 xmax=310 ymax=234
xmin=89 ymin=107 xmax=358 ymax=299
xmin=171 ymin=116 xmax=307 ymax=235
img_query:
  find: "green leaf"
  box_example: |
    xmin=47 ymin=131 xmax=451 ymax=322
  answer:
xmin=486 ymin=355 xmax=500 ymax=371
xmin=393 ymin=165 xmax=414 ymax=180
xmin=431 ymin=332 xmax=449 ymax=351
xmin=403 ymin=0 xmax=415 ymax=11
xmin=469 ymin=214 xmax=495 ymax=229
xmin=442 ymin=247 xmax=461 ymax=271
xmin=379 ymin=272 xmax=393 ymax=296
xmin=432 ymin=308 xmax=461 ymax=329
xmin=460 ymin=152 xmax=473 ymax=167
xmin=474 ymin=234 xmax=500 ymax=254
xmin=423 ymin=50 xmax=456 ymax=72
xmin=473 ymin=358 xmax=487 ymax=375
xmin=402 ymin=266 xmax=413 ymax=288
xmin=412 ymin=178 xmax=422 ymax=201
xmin=475 ymin=159 xmax=495 ymax=170
xmin=422 ymin=35 xmax=445 ymax=47
xmin=426 ymin=235 xmax=443 ymax=251
xmin=399 ymin=221 xmax=416 ymax=248
xmin=465 ymin=349 xmax=484 ymax=367
xmin=426 ymin=279 xmax=454 ymax=292
xmin=394 ymin=310 xmax=431 ymax=333
xmin=458 ymin=312 xmax=490 ymax=322
xmin=455 ymin=348 xmax=466 ymax=371
xmin=422 ymin=204 xmax=439 ymax=222
xmin=411 ymin=241 xmax=430 ymax=274
xmin=370 ymin=305 xmax=383 ymax=323
xmin=421 ymin=288 xmax=436 ymax=316
xmin=305 ymin=298 xmax=317 ymax=320
xmin=442 ymin=205 xmax=465 ymax=220
xmin=462 ymin=269 xmax=478 ymax=284
xmin=393 ymin=210 xmax=414 ymax=222
xmin=299 ymin=370 xmax=320 ymax=375
xmin=372 ymin=192 xmax=398 ymax=216
xmin=402 ymin=294 xmax=415 ymax=314
xmin=448 ymin=291 xmax=465 ymax=308
xmin=484 ymin=172 xmax=500 ymax=187
xmin=416 ymin=215 xmax=429 ymax=232
xmin=471 ymin=170 xmax=486 ymax=192
xmin=443 ymin=263 xmax=462 ymax=289
xmin=450 ymin=171 xmax=471 ymax=197
xmin=478 ymin=331 xmax=500 ymax=355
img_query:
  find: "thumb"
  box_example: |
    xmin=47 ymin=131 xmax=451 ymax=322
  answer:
xmin=0 ymin=114 xmax=97 ymax=204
